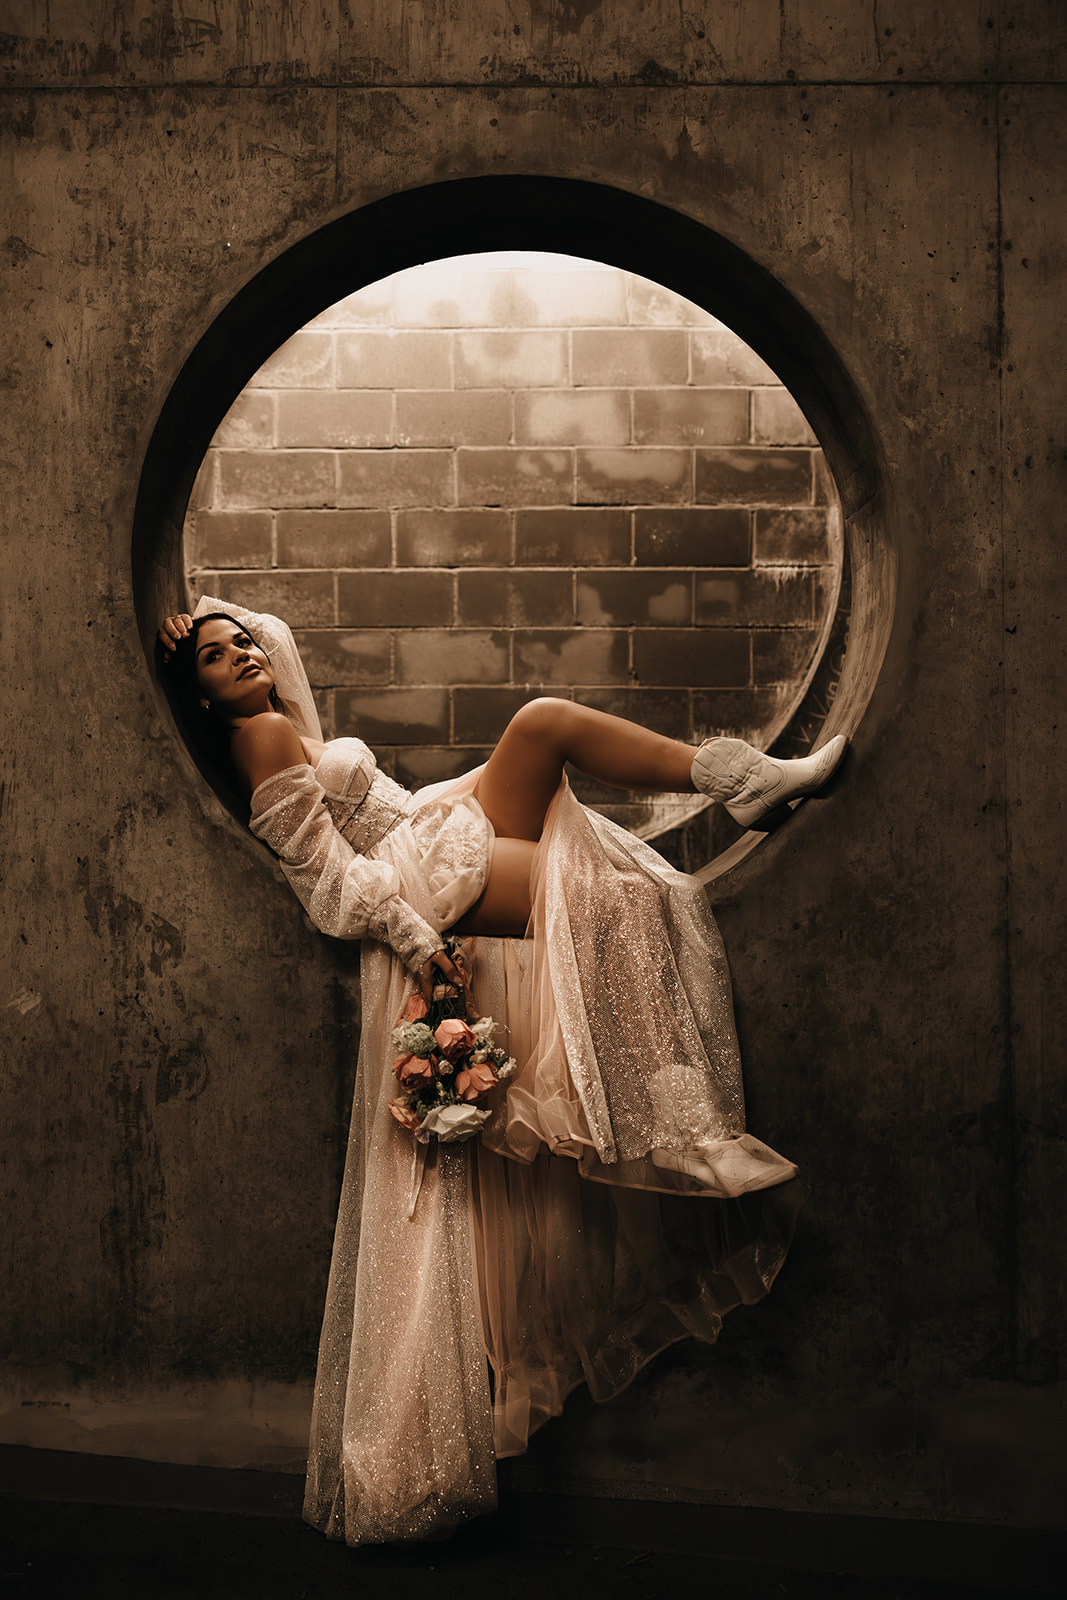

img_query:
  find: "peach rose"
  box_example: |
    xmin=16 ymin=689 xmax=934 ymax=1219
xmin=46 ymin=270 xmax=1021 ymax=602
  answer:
xmin=389 ymin=1098 xmax=422 ymax=1132
xmin=434 ymin=1017 xmax=477 ymax=1062
xmin=455 ymin=1062 xmax=499 ymax=1103
xmin=399 ymin=993 xmax=430 ymax=1024
xmin=393 ymin=1052 xmax=435 ymax=1087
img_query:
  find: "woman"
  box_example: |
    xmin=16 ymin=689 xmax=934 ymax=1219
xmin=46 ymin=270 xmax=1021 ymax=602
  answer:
xmin=160 ymin=599 xmax=845 ymax=1545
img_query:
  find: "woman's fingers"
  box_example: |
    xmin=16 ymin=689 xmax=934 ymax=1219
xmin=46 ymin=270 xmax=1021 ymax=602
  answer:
xmin=418 ymin=949 xmax=461 ymax=1003
xmin=158 ymin=613 xmax=193 ymax=654
xmin=433 ymin=952 xmax=466 ymax=996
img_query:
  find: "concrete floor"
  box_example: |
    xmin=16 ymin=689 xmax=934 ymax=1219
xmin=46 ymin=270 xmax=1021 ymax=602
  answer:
xmin=0 ymin=1448 xmax=1061 ymax=1599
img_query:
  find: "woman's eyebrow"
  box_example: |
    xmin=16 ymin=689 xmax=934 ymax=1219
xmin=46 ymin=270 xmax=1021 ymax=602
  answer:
xmin=195 ymin=636 xmax=236 ymax=657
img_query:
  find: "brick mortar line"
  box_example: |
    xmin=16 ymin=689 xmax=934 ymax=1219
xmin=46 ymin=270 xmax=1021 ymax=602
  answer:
xmin=212 ymin=562 xmax=821 ymax=572
xmin=259 ymin=620 xmax=817 ymax=630
xmin=305 ymin=360 xmax=784 ymax=380
xmin=201 ymin=505 xmax=820 ymax=519
xmin=194 ymin=558 xmax=826 ymax=573
xmin=292 ymin=622 xmax=809 ymax=632
xmin=267 ymin=329 xmax=786 ymax=368
xmin=209 ymin=443 xmax=814 ymax=454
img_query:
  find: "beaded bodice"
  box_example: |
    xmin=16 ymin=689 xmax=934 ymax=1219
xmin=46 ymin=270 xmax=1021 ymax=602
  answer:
xmin=317 ymin=738 xmax=412 ymax=854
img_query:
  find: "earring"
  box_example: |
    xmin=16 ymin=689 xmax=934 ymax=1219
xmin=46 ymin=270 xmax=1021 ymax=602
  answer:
xmin=199 ymin=700 xmax=211 ymax=712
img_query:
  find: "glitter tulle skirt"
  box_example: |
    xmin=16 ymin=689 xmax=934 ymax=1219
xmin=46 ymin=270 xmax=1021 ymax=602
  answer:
xmin=302 ymin=775 xmax=803 ymax=1545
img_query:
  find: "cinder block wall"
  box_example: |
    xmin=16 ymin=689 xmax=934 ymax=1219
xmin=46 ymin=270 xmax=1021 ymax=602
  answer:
xmin=186 ymin=255 xmax=840 ymax=851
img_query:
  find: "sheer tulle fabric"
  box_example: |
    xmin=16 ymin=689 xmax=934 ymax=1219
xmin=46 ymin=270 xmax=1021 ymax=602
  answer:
xmin=303 ymin=767 xmax=803 ymax=1545
xmin=302 ymin=941 xmax=498 ymax=1544
xmin=477 ymin=780 xmax=799 ymax=1199
xmin=467 ymin=938 xmax=803 ymax=1462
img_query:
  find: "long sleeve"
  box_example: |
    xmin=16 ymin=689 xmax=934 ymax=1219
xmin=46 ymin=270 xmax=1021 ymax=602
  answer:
xmin=249 ymin=764 xmax=444 ymax=974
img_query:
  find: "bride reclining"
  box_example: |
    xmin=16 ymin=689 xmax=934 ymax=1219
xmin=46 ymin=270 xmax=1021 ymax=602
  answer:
xmin=159 ymin=598 xmax=846 ymax=1547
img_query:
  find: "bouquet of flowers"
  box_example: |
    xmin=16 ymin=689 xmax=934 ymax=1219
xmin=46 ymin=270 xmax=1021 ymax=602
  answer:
xmin=389 ymin=937 xmax=517 ymax=1144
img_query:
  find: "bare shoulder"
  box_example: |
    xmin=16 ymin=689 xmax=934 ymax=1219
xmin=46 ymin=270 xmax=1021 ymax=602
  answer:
xmin=231 ymin=712 xmax=308 ymax=793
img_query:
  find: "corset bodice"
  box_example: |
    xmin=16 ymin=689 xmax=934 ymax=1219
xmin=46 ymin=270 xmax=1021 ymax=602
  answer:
xmin=317 ymin=738 xmax=412 ymax=854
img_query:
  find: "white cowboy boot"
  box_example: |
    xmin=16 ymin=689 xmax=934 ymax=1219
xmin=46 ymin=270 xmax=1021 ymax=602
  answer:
xmin=691 ymin=734 xmax=847 ymax=828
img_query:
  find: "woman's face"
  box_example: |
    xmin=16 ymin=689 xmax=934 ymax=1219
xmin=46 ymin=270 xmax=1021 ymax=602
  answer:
xmin=195 ymin=618 xmax=275 ymax=720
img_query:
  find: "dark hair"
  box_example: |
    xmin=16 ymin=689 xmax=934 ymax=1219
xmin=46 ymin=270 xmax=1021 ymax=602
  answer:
xmin=158 ymin=612 xmax=284 ymax=810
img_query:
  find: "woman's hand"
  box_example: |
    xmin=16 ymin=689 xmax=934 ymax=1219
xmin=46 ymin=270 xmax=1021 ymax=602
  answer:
xmin=158 ymin=613 xmax=193 ymax=656
xmin=418 ymin=948 xmax=464 ymax=1006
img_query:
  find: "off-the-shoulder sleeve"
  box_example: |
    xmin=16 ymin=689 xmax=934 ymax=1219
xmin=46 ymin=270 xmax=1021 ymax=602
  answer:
xmin=249 ymin=765 xmax=443 ymax=974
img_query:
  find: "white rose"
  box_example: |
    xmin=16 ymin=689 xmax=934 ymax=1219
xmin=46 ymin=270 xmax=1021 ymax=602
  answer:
xmin=419 ymin=1102 xmax=491 ymax=1144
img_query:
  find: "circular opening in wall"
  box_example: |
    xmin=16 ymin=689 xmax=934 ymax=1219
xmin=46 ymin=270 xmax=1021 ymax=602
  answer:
xmin=181 ymin=250 xmax=847 ymax=873
xmin=134 ymin=176 xmax=889 ymax=883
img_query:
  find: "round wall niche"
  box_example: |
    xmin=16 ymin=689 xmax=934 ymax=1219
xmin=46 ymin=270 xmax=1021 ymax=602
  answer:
xmin=134 ymin=177 xmax=888 ymax=878
xmin=182 ymin=250 xmax=846 ymax=869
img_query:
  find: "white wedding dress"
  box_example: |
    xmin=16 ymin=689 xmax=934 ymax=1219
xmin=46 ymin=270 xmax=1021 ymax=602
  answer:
xmin=193 ymin=597 xmax=804 ymax=1546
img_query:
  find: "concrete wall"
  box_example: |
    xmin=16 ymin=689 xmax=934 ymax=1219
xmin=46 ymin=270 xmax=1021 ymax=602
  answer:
xmin=186 ymin=255 xmax=841 ymax=854
xmin=1 ymin=0 xmax=1065 ymax=1529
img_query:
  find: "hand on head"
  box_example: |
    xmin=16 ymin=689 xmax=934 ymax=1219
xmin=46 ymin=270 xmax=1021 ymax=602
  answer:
xmin=159 ymin=613 xmax=193 ymax=656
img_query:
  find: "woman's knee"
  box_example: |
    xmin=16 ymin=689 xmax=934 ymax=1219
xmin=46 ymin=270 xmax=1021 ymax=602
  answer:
xmin=507 ymin=696 xmax=575 ymax=746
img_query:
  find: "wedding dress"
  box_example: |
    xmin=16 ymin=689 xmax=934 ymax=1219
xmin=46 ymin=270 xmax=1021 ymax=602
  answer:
xmin=192 ymin=597 xmax=804 ymax=1545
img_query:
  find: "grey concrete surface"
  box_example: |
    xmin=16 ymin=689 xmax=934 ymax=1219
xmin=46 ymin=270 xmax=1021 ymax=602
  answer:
xmin=1 ymin=0 xmax=1064 ymax=1541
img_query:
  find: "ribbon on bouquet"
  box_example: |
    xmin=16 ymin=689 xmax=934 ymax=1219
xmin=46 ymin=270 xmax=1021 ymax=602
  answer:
xmin=405 ymin=1137 xmax=430 ymax=1221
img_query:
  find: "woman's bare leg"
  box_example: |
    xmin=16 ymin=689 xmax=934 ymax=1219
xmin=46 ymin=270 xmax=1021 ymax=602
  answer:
xmin=453 ymin=836 xmax=539 ymax=937
xmin=455 ymin=699 xmax=698 ymax=936
xmin=458 ymin=698 xmax=847 ymax=936
xmin=473 ymin=696 xmax=697 ymax=842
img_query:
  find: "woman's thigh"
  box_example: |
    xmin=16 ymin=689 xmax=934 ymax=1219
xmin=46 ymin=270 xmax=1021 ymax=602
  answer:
xmin=471 ymin=698 xmax=572 ymax=843
xmin=453 ymin=836 xmax=537 ymax=938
